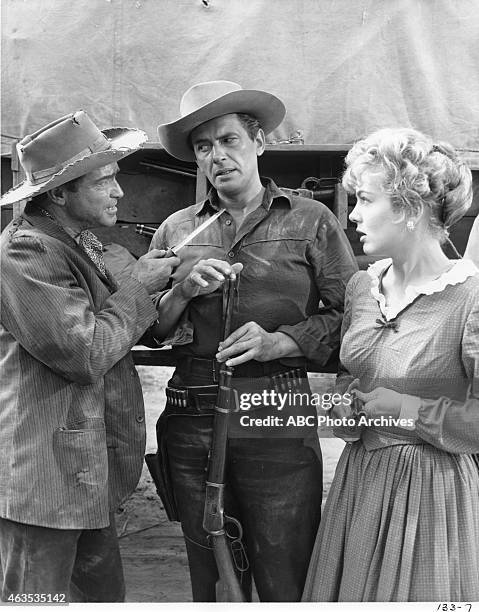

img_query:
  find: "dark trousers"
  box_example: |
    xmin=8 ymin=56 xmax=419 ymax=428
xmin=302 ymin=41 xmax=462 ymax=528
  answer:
xmin=164 ymin=409 xmax=323 ymax=602
xmin=0 ymin=516 xmax=124 ymax=603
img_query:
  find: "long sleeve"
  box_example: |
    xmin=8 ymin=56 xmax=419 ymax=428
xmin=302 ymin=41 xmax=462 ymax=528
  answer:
xmin=276 ymin=210 xmax=358 ymax=365
xmin=1 ymin=234 xmax=158 ymax=385
xmin=334 ymin=272 xmax=360 ymax=394
xmin=146 ymin=220 xmax=194 ymax=346
xmin=148 ymin=220 xmax=178 ymax=309
xmin=414 ymin=302 xmax=479 ymax=453
xmin=331 ymin=273 xmax=363 ymax=442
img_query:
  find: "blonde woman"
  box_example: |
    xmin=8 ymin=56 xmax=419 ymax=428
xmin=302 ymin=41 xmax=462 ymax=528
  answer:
xmin=303 ymin=128 xmax=479 ymax=601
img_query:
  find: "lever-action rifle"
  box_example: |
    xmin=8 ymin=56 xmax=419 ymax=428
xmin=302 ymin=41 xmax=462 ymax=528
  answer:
xmin=202 ymin=274 xmax=247 ymax=602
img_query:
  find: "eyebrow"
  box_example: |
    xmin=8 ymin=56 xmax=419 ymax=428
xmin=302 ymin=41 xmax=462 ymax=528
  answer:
xmin=192 ymin=131 xmax=239 ymax=145
xmin=95 ymin=170 xmax=118 ymax=182
xmin=192 ymin=138 xmax=210 ymax=146
xmin=356 ymin=190 xmax=373 ymax=198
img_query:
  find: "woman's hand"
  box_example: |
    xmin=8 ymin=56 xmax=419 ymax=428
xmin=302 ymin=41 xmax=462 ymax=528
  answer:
xmin=354 ymin=387 xmax=402 ymax=418
xmin=330 ymin=378 xmax=362 ymax=442
xmin=330 ymin=378 xmax=360 ymax=420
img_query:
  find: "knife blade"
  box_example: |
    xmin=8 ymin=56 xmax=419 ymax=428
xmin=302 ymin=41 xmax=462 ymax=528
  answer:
xmin=166 ymin=208 xmax=225 ymax=256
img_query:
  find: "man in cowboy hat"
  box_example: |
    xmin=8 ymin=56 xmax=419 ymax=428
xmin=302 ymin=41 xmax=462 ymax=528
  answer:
xmin=0 ymin=111 xmax=179 ymax=602
xmin=149 ymin=81 xmax=357 ymax=601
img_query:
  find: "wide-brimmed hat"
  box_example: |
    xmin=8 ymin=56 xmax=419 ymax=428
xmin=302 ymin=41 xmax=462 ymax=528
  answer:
xmin=1 ymin=110 xmax=147 ymax=206
xmin=158 ymin=80 xmax=286 ymax=162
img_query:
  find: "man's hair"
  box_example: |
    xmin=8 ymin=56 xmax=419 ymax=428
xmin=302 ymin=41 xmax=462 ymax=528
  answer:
xmin=29 ymin=177 xmax=81 ymax=208
xmin=188 ymin=112 xmax=263 ymax=151
xmin=62 ymin=177 xmax=81 ymax=192
xmin=236 ymin=113 xmax=262 ymax=141
xmin=29 ymin=191 xmax=49 ymax=208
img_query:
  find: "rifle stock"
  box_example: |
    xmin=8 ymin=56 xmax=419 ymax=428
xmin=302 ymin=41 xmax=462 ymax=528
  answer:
xmin=212 ymin=533 xmax=247 ymax=602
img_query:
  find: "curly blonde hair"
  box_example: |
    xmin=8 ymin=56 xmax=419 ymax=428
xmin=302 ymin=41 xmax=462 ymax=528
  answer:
xmin=342 ymin=128 xmax=472 ymax=240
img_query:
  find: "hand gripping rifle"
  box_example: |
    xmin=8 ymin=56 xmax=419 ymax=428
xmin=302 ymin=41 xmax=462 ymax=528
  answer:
xmin=202 ymin=274 xmax=248 ymax=602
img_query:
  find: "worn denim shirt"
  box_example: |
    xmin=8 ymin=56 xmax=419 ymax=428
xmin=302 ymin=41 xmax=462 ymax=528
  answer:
xmin=150 ymin=178 xmax=357 ymax=366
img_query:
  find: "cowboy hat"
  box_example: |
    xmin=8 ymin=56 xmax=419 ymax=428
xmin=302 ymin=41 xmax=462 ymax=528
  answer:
xmin=1 ymin=110 xmax=147 ymax=206
xmin=158 ymin=80 xmax=286 ymax=162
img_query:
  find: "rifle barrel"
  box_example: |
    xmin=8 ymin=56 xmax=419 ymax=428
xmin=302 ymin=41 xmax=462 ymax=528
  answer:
xmin=202 ymin=273 xmax=246 ymax=602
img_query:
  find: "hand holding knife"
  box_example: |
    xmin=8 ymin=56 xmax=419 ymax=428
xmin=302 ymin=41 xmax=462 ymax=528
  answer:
xmin=142 ymin=208 xmax=238 ymax=298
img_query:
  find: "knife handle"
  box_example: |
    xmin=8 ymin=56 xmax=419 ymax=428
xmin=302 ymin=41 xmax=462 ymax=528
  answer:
xmin=163 ymin=247 xmax=178 ymax=258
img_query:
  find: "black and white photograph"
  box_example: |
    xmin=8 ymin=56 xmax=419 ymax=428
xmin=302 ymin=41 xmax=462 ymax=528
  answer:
xmin=1 ymin=1 xmax=478 ymax=608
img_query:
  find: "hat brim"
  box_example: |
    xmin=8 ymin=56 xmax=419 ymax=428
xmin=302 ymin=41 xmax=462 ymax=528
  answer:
xmin=1 ymin=127 xmax=147 ymax=206
xmin=158 ymin=89 xmax=286 ymax=162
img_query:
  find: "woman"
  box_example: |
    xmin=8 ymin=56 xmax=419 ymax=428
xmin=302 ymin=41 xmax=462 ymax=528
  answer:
xmin=302 ymin=128 xmax=479 ymax=601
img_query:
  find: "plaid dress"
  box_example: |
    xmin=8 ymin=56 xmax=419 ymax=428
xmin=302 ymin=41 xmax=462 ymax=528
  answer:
xmin=302 ymin=258 xmax=479 ymax=601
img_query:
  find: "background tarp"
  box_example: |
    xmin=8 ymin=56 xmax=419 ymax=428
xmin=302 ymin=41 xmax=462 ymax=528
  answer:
xmin=1 ymin=0 xmax=479 ymax=158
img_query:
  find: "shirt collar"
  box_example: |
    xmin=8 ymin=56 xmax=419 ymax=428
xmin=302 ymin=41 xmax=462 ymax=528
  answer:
xmin=195 ymin=177 xmax=292 ymax=216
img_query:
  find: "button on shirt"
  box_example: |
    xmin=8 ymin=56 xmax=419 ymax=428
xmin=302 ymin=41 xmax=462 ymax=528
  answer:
xmin=149 ymin=178 xmax=358 ymax=366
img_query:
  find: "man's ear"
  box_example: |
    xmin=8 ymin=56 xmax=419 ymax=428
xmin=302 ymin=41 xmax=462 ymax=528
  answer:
xmin=47 ymin=186 xmax=67 ymax=206
xmin=255 ymin=128 xmax=266 ymax=157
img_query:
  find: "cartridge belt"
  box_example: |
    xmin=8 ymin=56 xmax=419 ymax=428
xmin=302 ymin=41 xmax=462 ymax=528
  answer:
xmin=165 ymin=366 xmax=308 ymax=415
xmin=165 ymin=385 xmax=218 ymax=413
xmin=176 ymin=355 xmax=306 ymax=383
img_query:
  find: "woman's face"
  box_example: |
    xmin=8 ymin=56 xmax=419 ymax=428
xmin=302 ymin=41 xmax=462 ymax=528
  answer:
xmin=349 ymin=170 xmax=405 ymax=256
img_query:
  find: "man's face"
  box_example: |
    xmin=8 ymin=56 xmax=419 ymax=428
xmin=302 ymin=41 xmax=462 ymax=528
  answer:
xmin=191 ymin=114 xmax=264 ymax=198
xmin=61 ymin=163 xmax=124 ymax=230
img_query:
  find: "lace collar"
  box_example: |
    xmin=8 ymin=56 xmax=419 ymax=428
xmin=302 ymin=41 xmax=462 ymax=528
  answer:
xmin=367 ymin=257 xmax=479 ymax=320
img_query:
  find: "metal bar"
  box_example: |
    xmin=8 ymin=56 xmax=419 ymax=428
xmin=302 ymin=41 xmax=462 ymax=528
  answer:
xmin=139 ymin=161 xmax=197 ymax=178
xmin=333 ymin=183 xmax=349 ymax=229
xmin=135 ymin=224 xmax=157 ymax=237
xmin=11 ymin=140 xmax=27 ymax=217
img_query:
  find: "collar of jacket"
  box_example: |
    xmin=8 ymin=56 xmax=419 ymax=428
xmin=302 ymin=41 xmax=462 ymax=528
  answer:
xmin=21 ymin=203 xmax=116 ymax=288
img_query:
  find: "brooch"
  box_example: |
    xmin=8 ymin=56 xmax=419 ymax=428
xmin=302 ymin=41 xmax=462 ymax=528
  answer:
xmin=375 ymin=317 xmax=399 ymax=332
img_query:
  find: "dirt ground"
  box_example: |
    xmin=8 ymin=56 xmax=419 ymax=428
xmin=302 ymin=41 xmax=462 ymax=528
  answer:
xmin=118 ymin=366 xmax=345 ymax=603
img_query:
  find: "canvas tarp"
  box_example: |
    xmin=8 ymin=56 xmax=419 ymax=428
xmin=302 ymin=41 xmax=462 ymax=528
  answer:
xmin=2 ymin=0 xmax=479 ymax=161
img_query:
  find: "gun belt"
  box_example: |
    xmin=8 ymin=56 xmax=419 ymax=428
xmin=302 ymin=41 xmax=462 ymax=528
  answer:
xmin=176 ymin=355 xmax=306 ymax=382
xmin=165 ymin=367 xmax=307 ymax=414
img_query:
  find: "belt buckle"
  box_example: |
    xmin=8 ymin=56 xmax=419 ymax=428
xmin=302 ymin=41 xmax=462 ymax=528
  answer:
xmin=191 ymin=393 xmax=216 ymax=413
